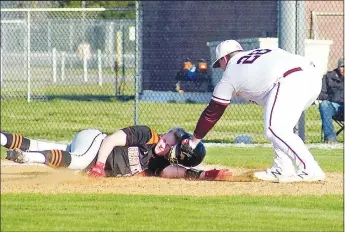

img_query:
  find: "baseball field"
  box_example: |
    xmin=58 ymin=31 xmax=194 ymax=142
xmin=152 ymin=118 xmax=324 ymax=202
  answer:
xmin=1 ymin=98 xmax=344 ymax=231
xmin=1 ymin=145 xmax=343 ymax=231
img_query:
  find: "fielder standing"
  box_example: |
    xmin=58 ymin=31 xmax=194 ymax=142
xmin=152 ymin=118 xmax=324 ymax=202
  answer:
xmin=182 ymin=40 xmax=325 ymax=182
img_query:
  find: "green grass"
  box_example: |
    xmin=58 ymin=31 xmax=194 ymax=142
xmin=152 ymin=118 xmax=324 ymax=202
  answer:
xmin=2 ymin=98 xmax=342 ymax=144
xmin=1 ymin=145 xmax=343 ymax=173
xmin=1 ymin=145 xmax=342 ymax=173
xmin=1 ymin=89 xmax=343 ymax=232
xmin=1 ymin=74 xmax=135 ymax=98
xmin=2 ymin=66 xmax=136 ymax=81
xmin=1 ymin=194 xmax=343 ymax=231
xmin=205 ymin=146 xmax=343 ymax=172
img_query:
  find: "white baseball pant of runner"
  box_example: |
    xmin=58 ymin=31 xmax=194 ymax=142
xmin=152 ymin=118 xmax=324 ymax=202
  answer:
xmin=67 ymin=129 xmax=107 ymax=170
xmin=263 ymin=63 xmax=322 ymax=174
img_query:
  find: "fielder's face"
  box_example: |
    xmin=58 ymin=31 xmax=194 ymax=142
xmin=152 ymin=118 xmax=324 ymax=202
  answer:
xmin=154 ymin=131 xmax=178 ymax=156
xmin=219 ymin=56 xmax=228 ymax=71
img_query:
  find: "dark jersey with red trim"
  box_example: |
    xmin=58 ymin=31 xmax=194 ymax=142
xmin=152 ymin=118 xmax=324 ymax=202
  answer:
xmin=103 ymin=125 xmax=171 ymax=177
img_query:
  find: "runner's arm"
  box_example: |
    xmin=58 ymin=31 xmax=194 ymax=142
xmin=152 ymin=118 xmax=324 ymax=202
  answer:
xmin=159 ymin=165 xmax=232 ymax=181
xmin=96 ymin=130 xmax=127 ymax=164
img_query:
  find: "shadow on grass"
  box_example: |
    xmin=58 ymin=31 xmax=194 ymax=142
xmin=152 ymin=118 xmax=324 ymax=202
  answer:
xmin=204 ymin=139 xmax=236 ymax=144
xmin=31 ymin=95 xmax=136 ymax=102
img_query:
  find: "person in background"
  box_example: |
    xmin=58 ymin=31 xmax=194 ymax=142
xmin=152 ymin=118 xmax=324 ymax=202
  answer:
xmin=318 ymin=57 xmax=344 ymax=143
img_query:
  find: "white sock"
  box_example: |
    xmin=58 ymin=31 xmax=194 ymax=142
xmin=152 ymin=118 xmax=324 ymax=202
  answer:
xmin=29 ymin=140 xmax=68 ymax=151
xmin=1 ymin=133 xmax=7 ymax=146
xmin=23 ymin=152 xmax=46 ymax=164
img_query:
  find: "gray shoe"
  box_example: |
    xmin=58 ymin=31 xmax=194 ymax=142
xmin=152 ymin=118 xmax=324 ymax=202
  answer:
xmin=279 ymin=167 xmax=326 ymax=183
xmin=6 ymin=148 xmax=25 ymax=163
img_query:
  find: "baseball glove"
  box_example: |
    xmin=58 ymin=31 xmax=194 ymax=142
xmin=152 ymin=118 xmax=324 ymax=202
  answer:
xmin=180 ymin=139 xmax=195 ymax=159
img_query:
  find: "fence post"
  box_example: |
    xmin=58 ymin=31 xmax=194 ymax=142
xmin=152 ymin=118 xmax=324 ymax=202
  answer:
xmin=61 ymin=51 xmax=65 ymax=81
xmin=1 ymin=48 xmax=3 ymax=84
xmin=83 ymin=55 xmax=88 ymax=82
xmin=116 ymin=30 xmax=123 ymax=67
xmin=311 ymin=11 xmax=316 ymax=39
xmin=115 ymin=30 xmax=123 ymax=95
xmin=121 ymin=25 xmax=125 ymax=81
xmin=279 ymin=0 xmax=307 ymax=141
xmin=107 ymin=22 xmax=115 ymax=68
xmin=52 ymin=47 xmax=57 ymax=83
xmin=296 ymin=0 xmax=307 ymax=142
xmin=27 ymin=11 xmax=31 ymax=103
xmin=134 ymin=1 xmax=143 ymax=125
xmin=98 ymin=49 xmax=102 ymax=86
xmin=48 ymin=20 xmax=52 ymax=51
xmin=69 ymin=23 xmax=74 ymax=52
xmin=278 ymin=1 xmax=296 ymax=52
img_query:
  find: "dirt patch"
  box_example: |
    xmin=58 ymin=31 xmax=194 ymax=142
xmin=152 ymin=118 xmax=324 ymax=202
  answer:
xmin=1 ymin=161 xmax=343 ymax=196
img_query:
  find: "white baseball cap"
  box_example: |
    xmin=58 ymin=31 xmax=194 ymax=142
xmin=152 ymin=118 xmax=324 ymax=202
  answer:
xmin=212 ymin=40 xmax=243 ymax=68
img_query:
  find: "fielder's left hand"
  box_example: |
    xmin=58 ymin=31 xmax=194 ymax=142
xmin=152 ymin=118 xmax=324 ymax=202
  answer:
xmin=89 ymin=162 xmax=105 ymax=178
xmin=180 ymin=138 xmax=199 ymax=160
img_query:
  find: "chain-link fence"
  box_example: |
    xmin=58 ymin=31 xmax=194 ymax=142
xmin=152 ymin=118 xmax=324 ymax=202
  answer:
xmin=1 ymin=1 xmax=343 ymax=144
xmin=304 ymin=2 xmax=344 ymax=143
xmin=1 ymin=7 xmax=138 ymax=141
xmin=1 ymin=8 xmax=136 ymax=100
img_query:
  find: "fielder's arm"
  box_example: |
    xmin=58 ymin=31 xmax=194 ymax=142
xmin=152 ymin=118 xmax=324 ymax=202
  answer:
xmin=190 ymin=99 xmax=228 ymax=148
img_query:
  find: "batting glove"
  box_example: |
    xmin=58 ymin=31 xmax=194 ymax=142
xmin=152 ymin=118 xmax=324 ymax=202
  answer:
xmin=203 ymin=169 xmax=233 ymax=181
xmin=89 ymin=162 xmax=105 ymax=178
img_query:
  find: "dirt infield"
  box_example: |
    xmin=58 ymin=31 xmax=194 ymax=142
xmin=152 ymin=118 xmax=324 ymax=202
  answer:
xmin=1 ymin=161 xmax=343 ymax=196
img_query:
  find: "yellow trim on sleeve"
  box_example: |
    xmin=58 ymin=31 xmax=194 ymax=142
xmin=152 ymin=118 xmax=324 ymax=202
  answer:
xmin=146 ymin=129 xmax=159 ymax=144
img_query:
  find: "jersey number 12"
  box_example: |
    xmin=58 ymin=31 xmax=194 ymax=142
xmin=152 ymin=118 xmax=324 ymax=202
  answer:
xmin=237 ymin=49 xmax=272 ymax=64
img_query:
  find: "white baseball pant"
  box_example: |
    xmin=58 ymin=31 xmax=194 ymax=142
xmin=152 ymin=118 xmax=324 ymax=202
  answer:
xmin=263 ymin=64 xmax=322 ymax=173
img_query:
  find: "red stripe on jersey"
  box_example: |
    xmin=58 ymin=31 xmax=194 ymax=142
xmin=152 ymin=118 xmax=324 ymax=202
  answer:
xmin=211 ymin=95 xmax=230 ymax=105
xmin=283 ymin=67 xmax=302 ymax=78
